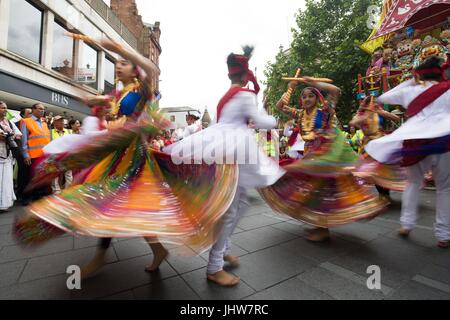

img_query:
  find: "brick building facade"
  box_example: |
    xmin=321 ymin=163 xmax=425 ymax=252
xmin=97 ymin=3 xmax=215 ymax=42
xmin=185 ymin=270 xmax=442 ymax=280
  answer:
xmin=0 ymin=0 xmax=162 ymax=120
xmin=110 ymin=0 xmax=162 ymax=89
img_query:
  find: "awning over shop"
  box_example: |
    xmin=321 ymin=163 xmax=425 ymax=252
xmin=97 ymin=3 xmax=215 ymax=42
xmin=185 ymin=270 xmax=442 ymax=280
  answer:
xmin=361 ymin=0 xmax=450 ymax=53
xmin=370 ymin=0 xmax=450 ymax=40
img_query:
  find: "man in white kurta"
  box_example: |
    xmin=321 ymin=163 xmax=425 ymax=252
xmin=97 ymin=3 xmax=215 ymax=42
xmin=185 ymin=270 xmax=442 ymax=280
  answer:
xmin=166 ymin=48 xmax=285 ymax=285
xmin=205 ymin=89 xmax=284 ymax=282
xmin=365 ymin=58 xmax=450 ymax=248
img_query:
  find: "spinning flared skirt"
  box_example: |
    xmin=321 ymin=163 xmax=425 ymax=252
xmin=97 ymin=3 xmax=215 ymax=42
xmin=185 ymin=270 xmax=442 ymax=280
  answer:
xmin=259 ymin=130 xmax=388 ymax=228
xmin=353 ymin=156 xmax=407 ymax=192
xmin=15 ymin=121 xmax=238 ymax=252
xmin=283 ymin=129 xmax=361 ymax=177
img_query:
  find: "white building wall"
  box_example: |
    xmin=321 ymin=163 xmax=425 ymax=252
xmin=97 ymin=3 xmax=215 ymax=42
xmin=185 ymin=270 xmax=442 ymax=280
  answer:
xmin=0 ymin=0 xmax=10 ymax=50
xmin=161 ymin=109 xmax=203 ymax=131
xmin=0 ymin=51 xmax=96 ymax=98
xmin=0 ymin=0 xmax=138 ymax=105
xmin=161 ymin=111 xmax=190 ymax=131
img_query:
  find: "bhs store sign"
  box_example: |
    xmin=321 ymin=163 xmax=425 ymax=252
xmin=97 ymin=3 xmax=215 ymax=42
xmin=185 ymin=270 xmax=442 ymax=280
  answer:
xmin=51 ymin=92 xmax=69 ymax=106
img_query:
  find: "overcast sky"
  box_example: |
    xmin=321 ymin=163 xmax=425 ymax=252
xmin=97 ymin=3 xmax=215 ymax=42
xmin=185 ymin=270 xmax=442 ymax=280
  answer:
xmin=133 ymin=0 xmax=306 ymax=117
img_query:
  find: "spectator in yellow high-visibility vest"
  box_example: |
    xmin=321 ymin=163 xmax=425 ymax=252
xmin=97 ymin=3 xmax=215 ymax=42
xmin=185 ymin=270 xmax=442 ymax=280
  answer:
xmin=50 ymin=115 xmax=71 ymax=140
xmin=256 ymin=130 xmax=277 ymax=157
xmin=346 ymin=125 xmax=364 ymax=154
xmin=50 ymin=115 xmax=72 ymax=194
xmin=264 ymin=139 xmax=276 ymax=157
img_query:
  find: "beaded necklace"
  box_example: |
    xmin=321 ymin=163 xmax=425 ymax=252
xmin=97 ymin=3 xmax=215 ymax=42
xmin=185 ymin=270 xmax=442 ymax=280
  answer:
xmin=299 ymin=107 xmax=319 ymax=140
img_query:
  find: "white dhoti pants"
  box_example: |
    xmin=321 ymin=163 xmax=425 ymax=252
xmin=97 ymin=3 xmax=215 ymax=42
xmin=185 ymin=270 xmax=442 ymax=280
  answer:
xmin=401 ymin=152 xmax=450 ymax=241
xmin=207 ymin=186 xmax=249 ymax=274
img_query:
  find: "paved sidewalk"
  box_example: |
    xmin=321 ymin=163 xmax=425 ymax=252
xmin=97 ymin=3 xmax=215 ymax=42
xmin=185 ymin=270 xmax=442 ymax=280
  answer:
xmin=0 ymin=190 xmax=449 ymax=300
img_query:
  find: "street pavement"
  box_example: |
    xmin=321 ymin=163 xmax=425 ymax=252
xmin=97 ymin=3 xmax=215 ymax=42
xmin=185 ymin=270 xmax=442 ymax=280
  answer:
xmin=0 ymin=190 xmax=449 ymax=300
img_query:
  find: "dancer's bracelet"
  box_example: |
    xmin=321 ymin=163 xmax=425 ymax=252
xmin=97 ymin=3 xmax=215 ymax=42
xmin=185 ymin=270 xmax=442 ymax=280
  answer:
xmin=282 ymin=91 xmax=292 ymax=105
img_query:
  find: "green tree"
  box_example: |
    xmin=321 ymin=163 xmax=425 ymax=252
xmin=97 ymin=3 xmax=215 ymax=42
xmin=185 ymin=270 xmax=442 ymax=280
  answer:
xmin=264 ymin=0 xmax=381 ymax=125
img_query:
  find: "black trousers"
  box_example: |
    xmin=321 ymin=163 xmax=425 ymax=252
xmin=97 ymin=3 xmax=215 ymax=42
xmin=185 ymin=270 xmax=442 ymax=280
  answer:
xmin=15 ymin=154 xmax=28 ymax=200
xmin=99 ymin=238 xmax=112 ymax=250
xmin=376 ymin=185 xmax=390 ymax=196
xmin=22 ymin=157 xmax=52 ymax=202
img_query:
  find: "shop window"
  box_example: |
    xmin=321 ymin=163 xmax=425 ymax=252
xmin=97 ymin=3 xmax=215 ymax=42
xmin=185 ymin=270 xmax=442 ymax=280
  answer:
xmin=77 ymin=42 xmax=98 ymax=89
xmin=8 ymin=0 xmax=43 ymax=63
xmin=52 ymin=21 xmax=75 ymax=78
xmin=104 ymin=57 xmax=115 ymax=94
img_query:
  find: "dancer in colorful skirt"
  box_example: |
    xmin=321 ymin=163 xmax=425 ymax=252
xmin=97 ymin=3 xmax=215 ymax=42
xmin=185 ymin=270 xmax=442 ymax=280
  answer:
xmin=165 ymin=46 xmax=284 ymax=286
xmin=259 ymin=75 xmax=388 ymax=242
xmin=15 ymin=35 xmax=239 ymax=277
xmin=365 ymin=56 xmax=450 ymax=248
xmin=350 ymin=96 xmax=405 ymax=197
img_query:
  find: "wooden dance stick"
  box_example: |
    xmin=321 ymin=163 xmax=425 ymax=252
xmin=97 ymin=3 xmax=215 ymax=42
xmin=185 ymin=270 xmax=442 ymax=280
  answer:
xmin=283 ymin=68 xmax=302 ymax=105
xmin=282 ymin=77 xmax=333 ymax=83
